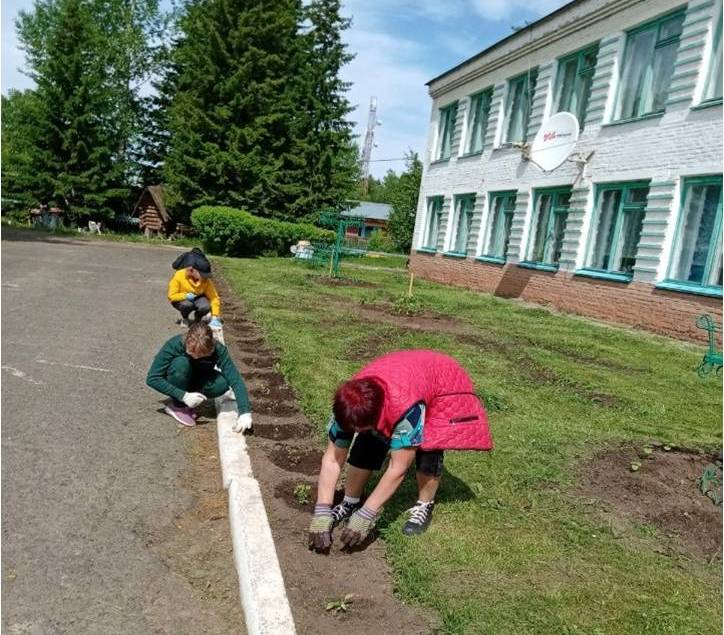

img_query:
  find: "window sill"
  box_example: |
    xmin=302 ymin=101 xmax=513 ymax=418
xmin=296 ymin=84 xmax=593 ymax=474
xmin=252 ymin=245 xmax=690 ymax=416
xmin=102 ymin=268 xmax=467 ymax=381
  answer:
xmin=476 ymin=255 xmax=506 ymax=265
xmin=458 ymin=150 xmax=484 ymax=159
xmin=603 ymin=112 xmax=664 ymax=128
xmin=518 ymin=261 xmax=559 ymax=273
xmin=574 ymin=269 xmax=632 ymax=283
xmin=656 ymin=280 xmax=723 ymax=298
xmin=443 ymin=251 xmax=468 ymax=259
xmin=429 ymin=158 xmax=450 ymax=166
xmin=692 ymin=98 xmax=723 ymax=111
xmin=416 ymin=247 xmax=438 ymax=254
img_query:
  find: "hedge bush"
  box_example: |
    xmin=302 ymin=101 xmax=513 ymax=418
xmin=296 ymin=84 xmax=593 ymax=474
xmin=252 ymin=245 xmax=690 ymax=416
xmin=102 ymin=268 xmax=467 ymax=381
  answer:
xmin=191 ymin=206 xmax=334 ymax=257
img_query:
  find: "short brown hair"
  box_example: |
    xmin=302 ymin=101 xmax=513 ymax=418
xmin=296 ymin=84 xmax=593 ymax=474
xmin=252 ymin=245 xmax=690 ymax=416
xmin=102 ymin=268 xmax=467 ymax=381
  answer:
xmin=185 ymin=322 xmax=215 ymax=357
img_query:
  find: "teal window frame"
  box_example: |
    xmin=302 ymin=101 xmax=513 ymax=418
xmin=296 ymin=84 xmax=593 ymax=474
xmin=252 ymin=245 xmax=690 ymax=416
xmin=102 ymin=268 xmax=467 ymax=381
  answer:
xmin=702 ymin=14 xmax=723 ymax=103
xmin=663 ymin=175 xmax=722 ymax=294
xmin=555 ymin=44 xmax=599 ymax=130
xmin=613 ymin=9 xmax=686 ymax=121
xmin=423 ymin=196 xmax=443 ymax=249
xmin=581 ymin=181 xmax=650 ymax=278
xmin=448 ymin=194 xmax=476 ymax=254
xmin=524 ymin=186 xmax=572 ymax=267
xmin=436 ymin=102 xmax=458 ymax=160
xmin=482 ymin=191 xmax=517 ymax=260
xmin=465 ymin=89 xmax=492 ymax=154
xmin=503 ymin=69 xmax=538 ymax=144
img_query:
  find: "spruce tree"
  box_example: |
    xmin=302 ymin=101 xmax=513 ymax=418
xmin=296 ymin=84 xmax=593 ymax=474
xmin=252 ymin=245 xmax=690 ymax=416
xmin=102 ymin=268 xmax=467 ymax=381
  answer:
xmin=295 ymin=0 xmax=357 ymax=218
xmin=163 ymin=0 xmax=307 ymax=221
xmin=13 ymin=0 xmax=166 ymax=221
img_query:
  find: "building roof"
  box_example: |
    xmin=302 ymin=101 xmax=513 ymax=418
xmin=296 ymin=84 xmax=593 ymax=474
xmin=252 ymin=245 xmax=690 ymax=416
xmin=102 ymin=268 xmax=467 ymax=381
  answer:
xmin=426 ymin=0 xmax=583 ymax=87
xmin=342 ymin=201 xmax=393 ymax=221
xmin=132 ymin=185 xmax=171 ymax=223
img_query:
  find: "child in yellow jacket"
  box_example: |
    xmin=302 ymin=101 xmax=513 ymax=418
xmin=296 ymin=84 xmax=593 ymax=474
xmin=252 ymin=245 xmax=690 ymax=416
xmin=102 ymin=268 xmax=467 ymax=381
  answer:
xmin=168 ymin=248 xmax=222 ymax=328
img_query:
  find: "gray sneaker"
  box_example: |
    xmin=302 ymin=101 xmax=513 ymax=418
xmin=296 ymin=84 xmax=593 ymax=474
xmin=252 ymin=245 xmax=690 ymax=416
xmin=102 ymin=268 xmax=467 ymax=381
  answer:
xmin=402 ymin=501 xmax=435 ymax=536
xmin=331 ymin=500 xmax=362 ymax=526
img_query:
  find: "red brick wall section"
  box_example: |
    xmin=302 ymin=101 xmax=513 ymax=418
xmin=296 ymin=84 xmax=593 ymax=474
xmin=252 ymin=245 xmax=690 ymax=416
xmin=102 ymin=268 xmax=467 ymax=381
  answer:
xmin=410 ymin=252 xmax=723 ymax=345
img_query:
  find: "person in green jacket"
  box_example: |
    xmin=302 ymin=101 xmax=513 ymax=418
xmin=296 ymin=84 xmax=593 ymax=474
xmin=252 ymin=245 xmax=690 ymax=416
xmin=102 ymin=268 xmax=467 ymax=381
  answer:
xmin=146 ymin=322 xmax=252 ymax=430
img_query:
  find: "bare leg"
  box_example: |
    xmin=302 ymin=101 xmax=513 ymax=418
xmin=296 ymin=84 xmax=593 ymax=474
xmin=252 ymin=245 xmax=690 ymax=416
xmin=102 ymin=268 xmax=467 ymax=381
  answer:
xmin=344 ymin=465 xmax=374 ymax=498
xmin=415 ymin=471 xmax=441 ymax=503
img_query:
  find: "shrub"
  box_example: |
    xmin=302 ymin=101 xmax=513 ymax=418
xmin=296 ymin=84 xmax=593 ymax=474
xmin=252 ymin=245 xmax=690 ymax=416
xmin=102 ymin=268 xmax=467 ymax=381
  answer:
xmin=191 ymin=206 xmax=334 ymax=257
xmin=367 ymin=229 xmax=396 ymax=253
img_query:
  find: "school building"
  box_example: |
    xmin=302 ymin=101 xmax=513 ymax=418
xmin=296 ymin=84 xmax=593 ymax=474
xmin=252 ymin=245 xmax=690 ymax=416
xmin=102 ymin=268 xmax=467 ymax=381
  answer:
xmin=410 ymin=0 xmax=723 ymax=342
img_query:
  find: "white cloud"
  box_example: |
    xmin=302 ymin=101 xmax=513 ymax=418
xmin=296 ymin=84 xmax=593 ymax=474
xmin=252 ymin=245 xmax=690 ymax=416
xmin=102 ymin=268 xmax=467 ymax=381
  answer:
xmin=342 ymin=23 xmax=432 ymax=177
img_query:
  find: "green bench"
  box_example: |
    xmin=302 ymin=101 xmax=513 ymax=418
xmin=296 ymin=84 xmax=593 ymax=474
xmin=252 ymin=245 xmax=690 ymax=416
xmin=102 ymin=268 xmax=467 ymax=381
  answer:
xmin=696 ymin=314 xmax=723 ymax=377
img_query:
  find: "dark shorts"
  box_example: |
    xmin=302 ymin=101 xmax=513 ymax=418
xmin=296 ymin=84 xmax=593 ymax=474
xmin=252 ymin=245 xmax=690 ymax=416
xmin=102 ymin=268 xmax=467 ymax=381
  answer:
xmin=347 ymin=432 xmax=444 ymax=477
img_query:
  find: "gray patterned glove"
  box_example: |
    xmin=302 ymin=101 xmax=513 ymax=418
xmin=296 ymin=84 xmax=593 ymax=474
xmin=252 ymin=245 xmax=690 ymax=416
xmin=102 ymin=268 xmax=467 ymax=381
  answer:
xmin=340 ymin=506 xmax=378 ymax=547
xmin=308 ymin=504 xmax=334 ymax=553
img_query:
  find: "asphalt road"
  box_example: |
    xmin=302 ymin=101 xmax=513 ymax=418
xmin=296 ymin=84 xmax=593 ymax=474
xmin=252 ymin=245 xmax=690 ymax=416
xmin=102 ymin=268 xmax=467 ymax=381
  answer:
xmin=2 ymin=231 xmax=240 ymax=634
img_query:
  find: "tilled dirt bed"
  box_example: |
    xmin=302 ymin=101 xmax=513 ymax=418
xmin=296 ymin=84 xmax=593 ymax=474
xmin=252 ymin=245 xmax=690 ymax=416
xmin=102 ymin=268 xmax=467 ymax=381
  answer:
xmin=576 ymin=443 xmax=723 ymax=560
xmin=216 ymin=275 xmax=434 ymax=635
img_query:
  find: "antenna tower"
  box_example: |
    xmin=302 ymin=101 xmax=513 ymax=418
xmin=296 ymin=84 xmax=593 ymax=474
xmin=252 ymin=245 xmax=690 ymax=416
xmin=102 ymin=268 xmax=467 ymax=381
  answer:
xmin=360 ymin=97 xmax=380 ymax=193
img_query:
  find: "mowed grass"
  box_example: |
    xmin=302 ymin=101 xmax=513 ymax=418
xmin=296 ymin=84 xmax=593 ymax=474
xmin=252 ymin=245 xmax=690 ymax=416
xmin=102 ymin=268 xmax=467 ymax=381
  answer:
xmin=219 ymin=255 xmax=722 ymax=635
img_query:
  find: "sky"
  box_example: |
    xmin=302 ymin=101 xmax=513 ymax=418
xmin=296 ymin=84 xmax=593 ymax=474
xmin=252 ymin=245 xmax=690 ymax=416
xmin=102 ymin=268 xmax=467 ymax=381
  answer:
xmin=1 ymin=0 xmax=569 ymax=177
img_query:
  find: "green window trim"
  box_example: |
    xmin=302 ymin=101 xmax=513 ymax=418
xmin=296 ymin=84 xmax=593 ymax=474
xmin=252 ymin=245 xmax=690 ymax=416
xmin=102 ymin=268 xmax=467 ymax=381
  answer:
xmin=466 ymin=89 xmax=493 ymax=154
xmin=526 ymin=186 xmax=573 ymax=267
xmin=482 ymin=191 xmax=517 ymax=260
xmin=555 ymin=44 xmax=599 ymax=130
xmin=503 ymin=70 xmax=538 ymax=144
xmin=614 ymin=9 xmax=686 ymax=122
xmin=437 ymin=102 xmax=458 ymax=161
xmin=574 ymin=269 xmax=633 ymax=283
xmin=416 ymin=247 xmax=438 ymax=254
xmin=476 ymin=255 xmax=507 ymax=265
xmin=442 ymin=252 xmax=468 ymax=259
xmin=666 ymin=175 xmax=723 ymax=289
xmin=584 ymin=181 xmax=651 ymax=276
xmin=656 ymin=280 xmax=723 ymax=297
xmin=518 ymin=261 xmax=559 ymax=272
xmin=422 ymin=196 xmax=444 ymax=250
xmin=450 ymin=194 xmax=476 ymax=254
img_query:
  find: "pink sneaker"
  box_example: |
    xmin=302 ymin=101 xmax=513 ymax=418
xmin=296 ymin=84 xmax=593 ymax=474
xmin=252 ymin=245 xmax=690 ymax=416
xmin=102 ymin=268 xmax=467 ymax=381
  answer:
xmin=164 ymin=403 xmax=196 ymax=427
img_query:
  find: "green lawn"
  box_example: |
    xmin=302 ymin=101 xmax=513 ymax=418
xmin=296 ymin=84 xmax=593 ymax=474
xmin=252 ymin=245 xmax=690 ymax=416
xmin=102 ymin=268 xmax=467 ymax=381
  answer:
xmin=220 ymin=255 xmax=722 ymax=635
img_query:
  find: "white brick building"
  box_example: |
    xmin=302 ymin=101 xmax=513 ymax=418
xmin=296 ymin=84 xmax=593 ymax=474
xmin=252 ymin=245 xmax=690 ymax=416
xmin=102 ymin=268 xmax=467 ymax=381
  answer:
xmin=410 ymin=0 xmax=723 ymax=341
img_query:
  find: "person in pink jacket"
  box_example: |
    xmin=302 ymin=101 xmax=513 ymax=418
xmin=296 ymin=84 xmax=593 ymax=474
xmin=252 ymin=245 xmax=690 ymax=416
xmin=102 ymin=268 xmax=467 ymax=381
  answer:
xmin=308 ymin=350 xmax=492 ymax=552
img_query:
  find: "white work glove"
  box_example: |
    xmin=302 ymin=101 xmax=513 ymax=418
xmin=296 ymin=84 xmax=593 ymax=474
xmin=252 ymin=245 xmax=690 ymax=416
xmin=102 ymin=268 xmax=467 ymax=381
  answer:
xmin=182 ymin=392 xmax=207 ymax=408
xmin=232 ymin=412 xmax=253 ymax=433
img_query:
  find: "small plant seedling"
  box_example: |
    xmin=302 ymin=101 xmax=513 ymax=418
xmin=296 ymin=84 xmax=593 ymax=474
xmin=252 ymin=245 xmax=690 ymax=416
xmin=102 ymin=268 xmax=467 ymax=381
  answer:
xmin=392 ymin=295 xmax=424 ymax=316
xmin=630 ymin=460 xmax=642 ymax=472
xmin=698 ymin=464 xmax=723 ymax=506
xmin=640 ymin=445 xmax=654 ymax=459
xmin=293 ymin=483 xmax=312 ymax=505
xmin=325 ymin=593 xmax=354 ymax=613
xmin=663 ymin=445 xmax=672 ymax=452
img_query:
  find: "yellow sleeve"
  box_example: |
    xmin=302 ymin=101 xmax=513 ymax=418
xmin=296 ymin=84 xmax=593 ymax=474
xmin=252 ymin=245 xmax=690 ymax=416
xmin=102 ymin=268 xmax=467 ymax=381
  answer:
xmin=205 ymin=280 xmax=221 ymax=316
xmin=167 ymin=271 xmax=188 ymax=303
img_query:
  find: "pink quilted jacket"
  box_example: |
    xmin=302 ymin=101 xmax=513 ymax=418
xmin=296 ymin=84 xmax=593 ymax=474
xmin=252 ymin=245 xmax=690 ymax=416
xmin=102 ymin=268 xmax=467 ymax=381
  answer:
xmin=354 ymin=350 xmax=492 ymax=452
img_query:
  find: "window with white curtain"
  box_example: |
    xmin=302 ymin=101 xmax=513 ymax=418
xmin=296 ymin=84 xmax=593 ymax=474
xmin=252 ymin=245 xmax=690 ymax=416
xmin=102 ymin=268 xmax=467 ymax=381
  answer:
xmin=436 ymin=103 xmax=458 ymax=160
xmin=483 ymin=192 xmax=517 ymax=259
xmin=466 ymin=90 xmax=492 ymax=154
xmin=615 ymin=11 xmax=685 ymax=120
xmin=527 ymin=188 xmax=572 ymax=266
xmin=504 ymin=70 xmax=538 ymax=143
xmin=703 ymin=16 xmax=723 ymax=102
xmin=587 ymin=183 xmax=649 ymax=275
xmin=668 ymin=177 xmax=723 ymax=288
xmin=450 ymin=195 xmax=475 ymax=253
xmin=423 ymin=197 xmax=443 ymax=249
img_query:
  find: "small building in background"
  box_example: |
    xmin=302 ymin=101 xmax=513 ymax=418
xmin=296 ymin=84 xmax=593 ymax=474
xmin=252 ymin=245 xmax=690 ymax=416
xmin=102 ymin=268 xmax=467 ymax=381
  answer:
xmin=29 ymin=205 xmax=64 ymax=230
xmin=132 ymin=185 xmax=174 ymax=237
xmin=342 ymin=201 xmax=392 ymax=238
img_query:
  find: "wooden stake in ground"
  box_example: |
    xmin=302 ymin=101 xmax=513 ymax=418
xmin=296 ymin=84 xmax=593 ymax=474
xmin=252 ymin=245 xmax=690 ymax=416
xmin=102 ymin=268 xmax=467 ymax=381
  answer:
xmin=328 ymin=250 xmax=335 ymax=278
xmin=407 ymin=272 xmax=415 ymax=298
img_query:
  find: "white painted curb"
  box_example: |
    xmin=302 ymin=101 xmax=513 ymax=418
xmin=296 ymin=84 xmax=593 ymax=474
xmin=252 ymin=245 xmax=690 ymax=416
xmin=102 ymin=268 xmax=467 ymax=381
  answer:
xmin=213 ymin=328 xmax=296 ymax=635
